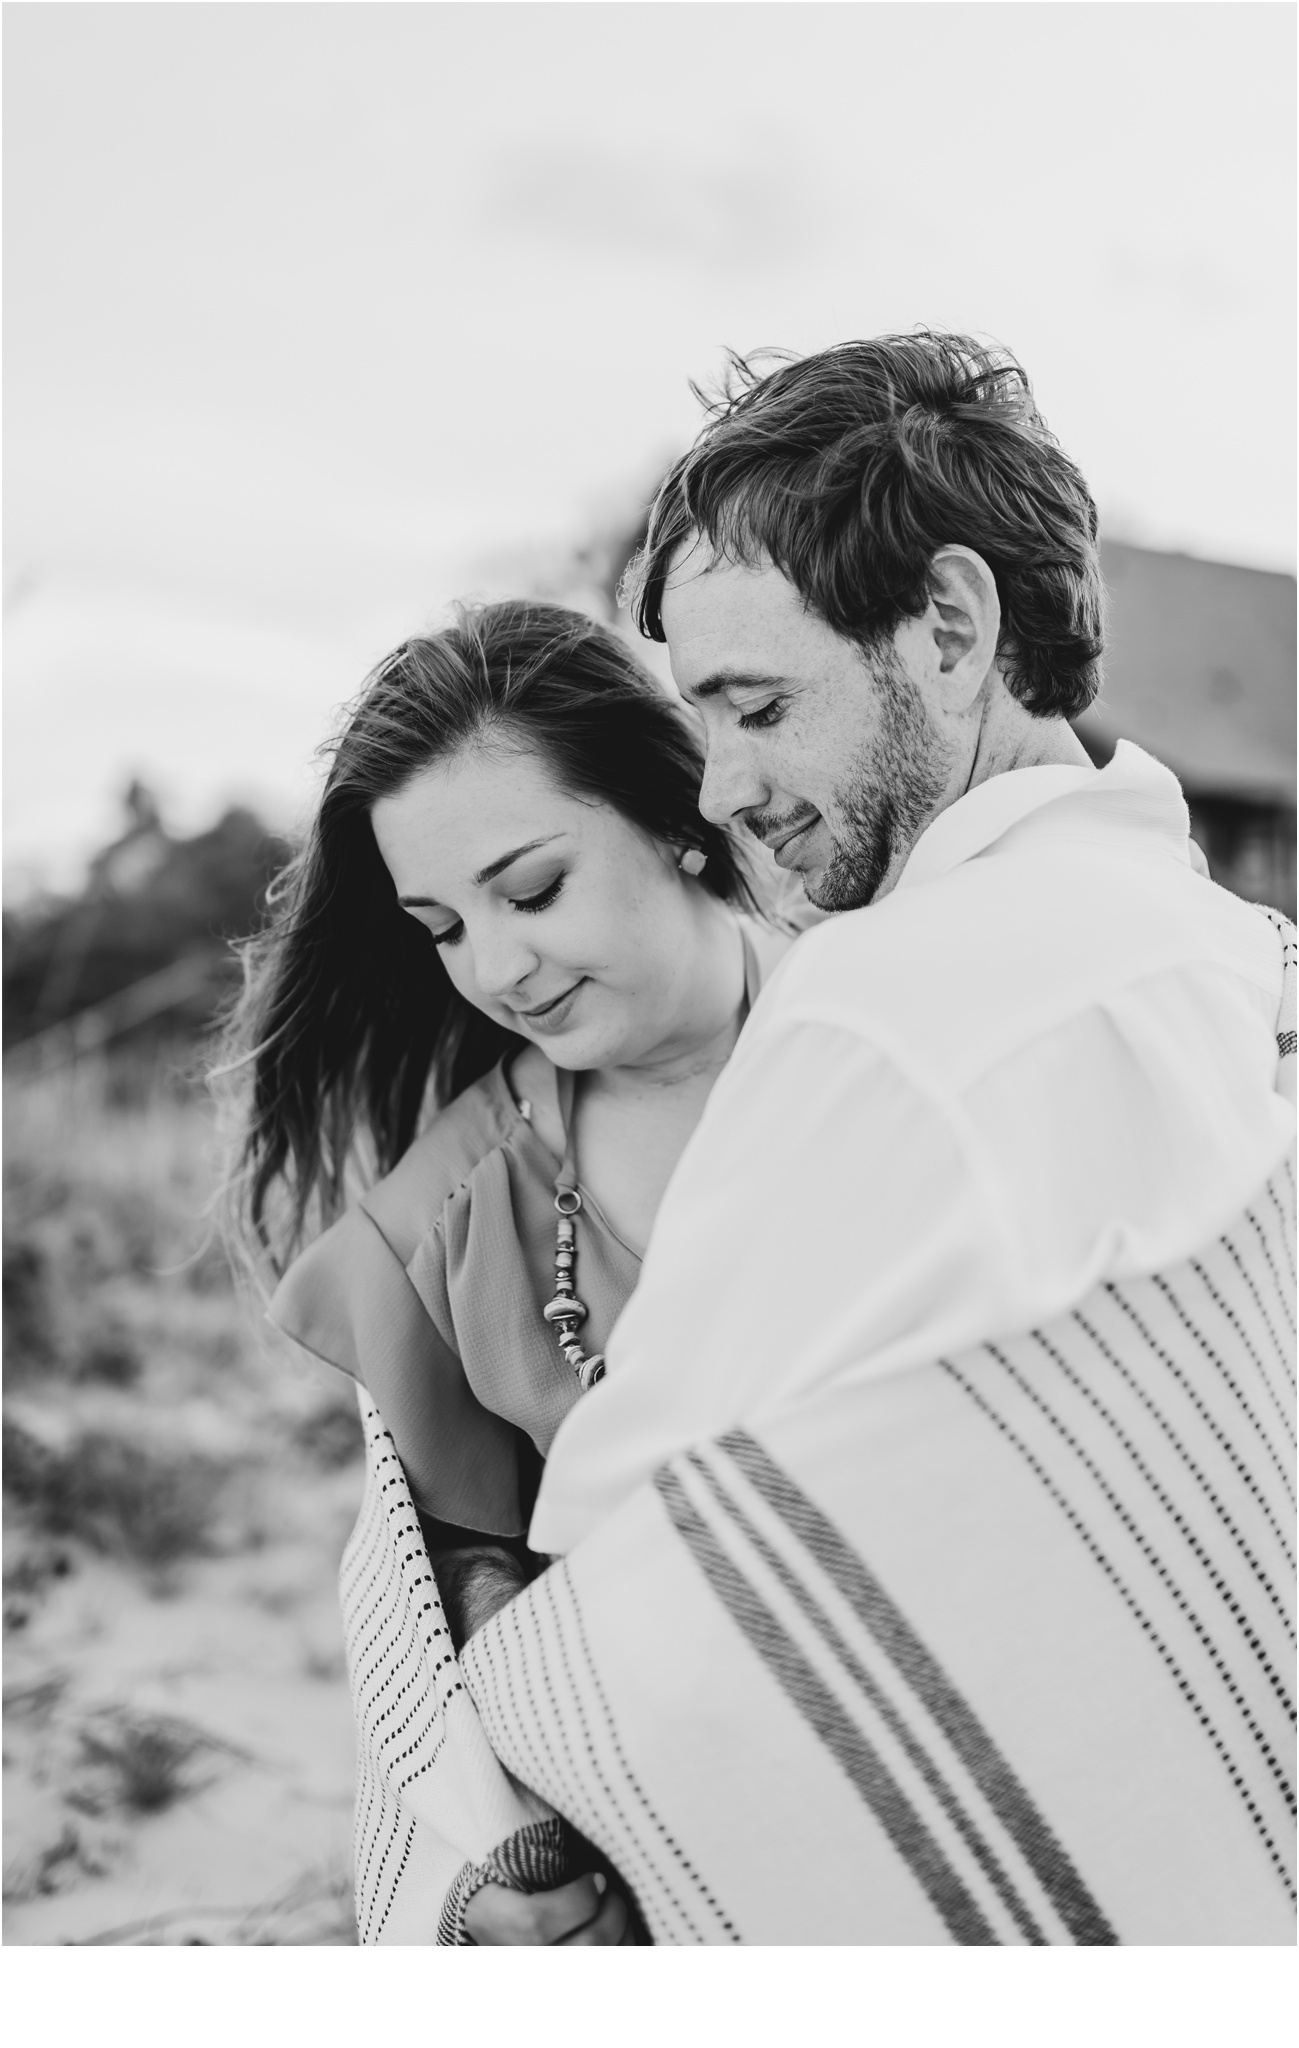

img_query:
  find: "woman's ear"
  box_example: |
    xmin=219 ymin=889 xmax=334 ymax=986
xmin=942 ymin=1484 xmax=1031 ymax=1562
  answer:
xmin=923 ymin=546 xmax=1002 ymax=709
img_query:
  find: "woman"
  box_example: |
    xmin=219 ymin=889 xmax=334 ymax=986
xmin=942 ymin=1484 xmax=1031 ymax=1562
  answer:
xmin=220 ymin=598 xmax=793 ymax=1942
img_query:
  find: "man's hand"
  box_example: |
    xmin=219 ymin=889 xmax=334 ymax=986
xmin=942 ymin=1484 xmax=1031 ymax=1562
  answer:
xmin=430 ymin=1544 xmax=529 ymax=1651
xmin=462 ymin=1872 xmax=632 ymax=1945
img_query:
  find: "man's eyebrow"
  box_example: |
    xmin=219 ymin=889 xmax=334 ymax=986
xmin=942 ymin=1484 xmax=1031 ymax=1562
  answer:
xmin=398 ymin=835 xmax=562 ymax=906
xmin=684 ymin=668 xmax=789 ymax=703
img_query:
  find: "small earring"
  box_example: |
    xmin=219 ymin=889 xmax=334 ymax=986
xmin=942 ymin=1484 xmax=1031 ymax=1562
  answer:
xmin=678 ymin=847 xmax=708 ymax=878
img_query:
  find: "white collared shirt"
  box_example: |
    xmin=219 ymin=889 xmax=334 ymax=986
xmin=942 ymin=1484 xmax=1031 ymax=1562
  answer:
xmin=530 ymin=744 xmax=1293 ymax=1554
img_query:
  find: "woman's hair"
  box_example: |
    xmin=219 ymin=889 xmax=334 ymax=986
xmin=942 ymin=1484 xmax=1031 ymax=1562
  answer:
xmin=625 ymin=332 xmax=1104 ymax=721
xmin=216 ymin=598 xmax=764 ymax=1280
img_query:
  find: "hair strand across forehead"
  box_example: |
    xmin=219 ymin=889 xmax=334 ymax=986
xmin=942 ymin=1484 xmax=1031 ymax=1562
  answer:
xmin=625 ymin=332 xmax=1104 ymax=721
xmin=214 ymin=600 xmax=767 ymax=1281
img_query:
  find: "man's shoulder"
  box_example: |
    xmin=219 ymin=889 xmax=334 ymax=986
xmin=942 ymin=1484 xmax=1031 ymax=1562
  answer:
xmin=761 ymin=868 xmax=992 ymax=1002
xmin=754 ymin=842 xmax=1282 ymax=1080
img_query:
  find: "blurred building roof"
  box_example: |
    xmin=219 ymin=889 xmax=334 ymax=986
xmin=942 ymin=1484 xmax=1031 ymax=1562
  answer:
xmin=1075 ymin=541 xmax=1296 ymax=803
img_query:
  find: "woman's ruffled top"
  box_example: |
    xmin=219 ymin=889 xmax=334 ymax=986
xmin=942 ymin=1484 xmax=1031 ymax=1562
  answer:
xmin=269 ymin=918 xmax=785 ymax=1538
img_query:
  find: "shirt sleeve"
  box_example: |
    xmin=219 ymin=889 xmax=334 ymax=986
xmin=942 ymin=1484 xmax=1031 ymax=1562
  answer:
xmin=269 ymin=1205 xmax=536 ymax=1538
xmin=529 ymin=1016 xmax=1022 ymax=1554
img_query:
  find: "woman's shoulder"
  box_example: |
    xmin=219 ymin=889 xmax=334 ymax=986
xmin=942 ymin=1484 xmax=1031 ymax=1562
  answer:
xmin=362 ymin=1061 xmax=525 ymax=1263
xmin=268 ymin=1061 xmax=522 ymax=1362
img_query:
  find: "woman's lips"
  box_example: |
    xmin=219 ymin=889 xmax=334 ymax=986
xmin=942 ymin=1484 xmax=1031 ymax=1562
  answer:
xmin=516 ymin=979 xmax=586 ymax=1034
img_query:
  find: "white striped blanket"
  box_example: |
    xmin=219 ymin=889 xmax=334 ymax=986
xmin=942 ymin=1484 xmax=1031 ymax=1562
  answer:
xmin=459 ymin=1156 xmax=1295 ymax=1944
xmin=342 ymin=1149 xmax=1295 ymax=1943
xmin=341 ymin=908 xmax=1296 ymax=1944
xmin=339 ymin=1396 xmax=569 ymax=1944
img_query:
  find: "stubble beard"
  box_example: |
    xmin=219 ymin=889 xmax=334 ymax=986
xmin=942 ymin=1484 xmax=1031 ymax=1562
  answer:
xmin=805 ymin=645 xmax=954 ymax=913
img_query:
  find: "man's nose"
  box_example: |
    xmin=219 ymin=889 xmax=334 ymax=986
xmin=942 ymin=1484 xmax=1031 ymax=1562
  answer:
xmin=698 ymin=734 xmax=767 ymax=827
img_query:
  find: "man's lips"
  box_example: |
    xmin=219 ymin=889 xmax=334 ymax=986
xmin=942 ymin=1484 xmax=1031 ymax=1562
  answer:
xmin=754 ymin=812 xmax=820 ymax=856
xmin=763 ymin=815 xmax=822 ymax=868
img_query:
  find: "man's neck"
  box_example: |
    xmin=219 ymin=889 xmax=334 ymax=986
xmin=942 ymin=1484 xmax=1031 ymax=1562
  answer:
xmin=870 ymin=677 xmax=1093 ymax=904
xmin=961 ymin=686 xmax=1094 ymax=792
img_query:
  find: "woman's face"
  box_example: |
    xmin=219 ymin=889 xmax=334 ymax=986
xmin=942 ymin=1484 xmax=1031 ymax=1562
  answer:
xmin=371 ymin=741 xmax=702 ymax=1071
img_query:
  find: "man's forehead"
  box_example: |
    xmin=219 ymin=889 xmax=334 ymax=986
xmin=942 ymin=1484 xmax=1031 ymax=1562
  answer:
xmin=661 ymin=542 xmax=795 ymax=634
xmin=660 ymin=544 xmax=818 ymax=690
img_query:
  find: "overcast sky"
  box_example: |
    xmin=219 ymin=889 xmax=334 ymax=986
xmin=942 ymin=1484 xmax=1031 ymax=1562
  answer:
xmin=5 ymin=1 xmax=1294 ymax=893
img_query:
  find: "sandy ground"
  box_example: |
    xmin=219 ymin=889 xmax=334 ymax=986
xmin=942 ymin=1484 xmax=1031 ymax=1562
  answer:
xmin=4 ymin=1059 xmax=365 ymax=1944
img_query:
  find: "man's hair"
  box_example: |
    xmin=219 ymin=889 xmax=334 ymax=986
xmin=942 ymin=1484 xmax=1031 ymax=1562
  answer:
xmin=626 ymin=332 xmax=1104 ymax=720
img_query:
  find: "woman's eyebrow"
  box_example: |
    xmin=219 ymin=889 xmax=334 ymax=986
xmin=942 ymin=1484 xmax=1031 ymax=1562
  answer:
xmin=472 ymin=835 xmax=562 ymax=887
xmin=398 ymin=834 xmax=563 ymax=906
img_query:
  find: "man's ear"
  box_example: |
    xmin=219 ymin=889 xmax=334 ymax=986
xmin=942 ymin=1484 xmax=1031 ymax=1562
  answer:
xmin=923 ymin=546 xmax=1001 ymax=708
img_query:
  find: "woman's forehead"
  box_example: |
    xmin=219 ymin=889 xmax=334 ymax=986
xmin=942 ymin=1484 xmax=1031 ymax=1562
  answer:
xmin=370 ymin=745 xmax=595 ymax=891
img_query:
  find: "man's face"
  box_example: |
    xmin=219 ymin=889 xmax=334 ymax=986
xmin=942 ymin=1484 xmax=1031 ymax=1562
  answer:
xmin=660 ymin=543 xmax=954 ymax=909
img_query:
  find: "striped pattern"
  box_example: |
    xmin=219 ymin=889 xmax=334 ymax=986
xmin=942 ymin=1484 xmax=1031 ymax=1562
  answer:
xmin=1255 ymin=905 xmax=1296 ymax=1094
xmin=465 ymin=1553 xmax=744 ymax=1944
xmin=340 ymin=1402 xmax=452 ymax=1943
xmin=340 ymin=1391 xmax=558 ymax=1944
xmin=436 ymin=1817 xmax=572 ymax=1945
xmin=342 ymin=910 xmax=1296 ymax=1943
xmin=463 ymin=1155 xmax=1295 ymax=1943
xmin=938 ymin=1158 xmax=1297 ymax=1906
xmin=656 ymin=1437 xmax=1117 ymax=1945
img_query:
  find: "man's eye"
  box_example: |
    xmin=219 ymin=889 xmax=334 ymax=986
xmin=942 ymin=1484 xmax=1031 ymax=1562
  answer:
xmin=737 ymin=698 xmax=787 ymax=732
xmin=514 ymin=877 xmax=564 ymax=915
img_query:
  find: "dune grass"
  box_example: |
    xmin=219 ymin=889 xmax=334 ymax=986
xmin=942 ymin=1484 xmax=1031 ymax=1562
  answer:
xmin=3 ymin=1049 xmax=363 ymax=1943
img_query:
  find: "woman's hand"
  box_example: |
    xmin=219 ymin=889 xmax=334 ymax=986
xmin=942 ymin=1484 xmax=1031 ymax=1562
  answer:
xmin=462 ymin=1871 xmax=632 ymax=1945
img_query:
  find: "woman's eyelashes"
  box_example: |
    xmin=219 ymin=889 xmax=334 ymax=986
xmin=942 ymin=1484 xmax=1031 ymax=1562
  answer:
xmin=424 ymin=874 xmax=565 ymax=949
xmin=513 ymin=875 xmax=564 ymax=916
xmin=736 ymin=696 xmax=787 ymax=732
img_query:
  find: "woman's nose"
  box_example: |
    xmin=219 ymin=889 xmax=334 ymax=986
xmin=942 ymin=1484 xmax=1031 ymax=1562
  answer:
xmin=470 ymin=921 xmax=541 ymax=1002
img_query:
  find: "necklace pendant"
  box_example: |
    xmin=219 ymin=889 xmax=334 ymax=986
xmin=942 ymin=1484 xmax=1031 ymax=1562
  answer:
xmin=548 ymin=1169 xmax=603 ymax=1392
xmin=543 ymin=1293 xmax=588 ymax=1327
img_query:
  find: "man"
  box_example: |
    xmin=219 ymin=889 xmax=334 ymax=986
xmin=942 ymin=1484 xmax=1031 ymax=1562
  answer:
xmin=453 ymin=336 xmax=1295 ymax=1942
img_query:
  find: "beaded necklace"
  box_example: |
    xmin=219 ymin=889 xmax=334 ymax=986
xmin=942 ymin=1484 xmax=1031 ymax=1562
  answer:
xmin=537 ymin=925 xmax=756 ymax=1395
xmin=543 ymin=1067 xmax=605 ymax=1391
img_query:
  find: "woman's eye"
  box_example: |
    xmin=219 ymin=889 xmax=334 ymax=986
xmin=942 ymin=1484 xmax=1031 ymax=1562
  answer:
xmin=427 ymin=921 xmax=465 ymax=948
xmin=513 ymin=877 xmax=564 ymax=915
xmin=737 ymin=697 xmax=787 ymax=732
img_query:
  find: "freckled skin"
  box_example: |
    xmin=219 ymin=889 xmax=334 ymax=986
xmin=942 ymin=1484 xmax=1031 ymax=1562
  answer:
xmin=660 ymin=543 xmax=1091 ymax=907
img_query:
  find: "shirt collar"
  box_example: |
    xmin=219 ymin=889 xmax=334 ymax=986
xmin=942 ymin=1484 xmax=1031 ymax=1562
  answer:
xmin=895 ymin=741 xmax=1191 ymax=894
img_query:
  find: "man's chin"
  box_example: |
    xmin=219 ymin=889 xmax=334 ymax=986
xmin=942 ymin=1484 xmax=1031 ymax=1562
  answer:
xmin=801 ymin=848 xmax=884 ymax=913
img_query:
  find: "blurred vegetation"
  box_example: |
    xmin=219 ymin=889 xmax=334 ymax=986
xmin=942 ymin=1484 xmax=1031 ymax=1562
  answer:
xmin=3 ymin=1052 xmax=363 ymax=1942
xmin=3 ymin=1420 xmax=230 ymax=1567
xmin=3 ymin=1057 xmax=362 ymax=1589
xmin=3 ymin=780 xmax=292 ymax=1057
xmin=71 ymin=1707 xmax=233 ymax=1818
